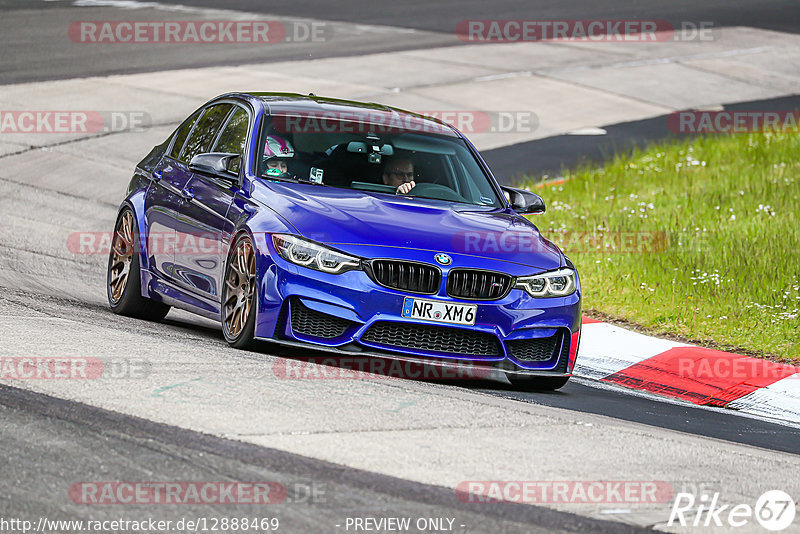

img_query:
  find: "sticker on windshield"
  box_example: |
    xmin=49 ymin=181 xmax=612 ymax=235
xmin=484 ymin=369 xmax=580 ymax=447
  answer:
xmin=310 ymin=167 xmax=324 ymax=184
xmin=480 ymin=196 xmax=493 ymax=204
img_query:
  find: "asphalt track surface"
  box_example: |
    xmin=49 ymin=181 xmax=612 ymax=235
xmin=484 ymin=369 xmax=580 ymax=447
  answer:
xmin=167 ymin=0 xmax=800 ymax=34
xmin=0 ymin=384 xmax=644 ymax=534
xmin=1 ymin=288 xmax=799 ymax=531
xmin=2 ymin=2 xmax=800 ymax=532
xmin=483 ymin=94 xmax=800 ymax=182
xmin=3 ymin=0 xmax=800 ymax=84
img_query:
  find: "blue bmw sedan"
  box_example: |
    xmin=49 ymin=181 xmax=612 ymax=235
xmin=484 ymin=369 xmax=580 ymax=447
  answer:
xmin=107 ymin=92 xmax=581 ymax=390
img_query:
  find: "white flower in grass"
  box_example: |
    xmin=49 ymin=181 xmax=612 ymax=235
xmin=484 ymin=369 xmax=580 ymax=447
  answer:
xmin=755 ymin=204 xmax=776 ymax=217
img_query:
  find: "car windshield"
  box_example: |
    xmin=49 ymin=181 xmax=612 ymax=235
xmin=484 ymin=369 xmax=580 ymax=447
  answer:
xmin=256 ymin=114 xmax=502 ymax=207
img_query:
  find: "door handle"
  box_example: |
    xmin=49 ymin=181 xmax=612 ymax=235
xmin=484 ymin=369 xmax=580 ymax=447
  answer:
xmin=180 ymin=187 xmax=194 ymax=202
xmin=151 ymin=170 xmax=162 ymax=182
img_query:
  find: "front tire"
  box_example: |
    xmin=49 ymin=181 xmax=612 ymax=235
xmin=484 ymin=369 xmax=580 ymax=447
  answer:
xmin=507 ymin=374 xmax=570 ymax=391
xmin=221 ymin=233 xmax=258 ymax=350
xmin=107 ymin=208 xmax=170 ymax=321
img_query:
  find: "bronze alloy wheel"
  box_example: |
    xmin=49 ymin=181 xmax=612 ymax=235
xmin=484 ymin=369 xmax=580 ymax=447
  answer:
xmin=108 ymin=210 xmax=134 ymax=304
xmin=223 ymin=236 xmax=256 ymax=339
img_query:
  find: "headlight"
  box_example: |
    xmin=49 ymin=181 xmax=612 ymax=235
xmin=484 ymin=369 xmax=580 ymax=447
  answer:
xmin=515 ymin=268 xmax=576 ymax=298
xmin=272 ymin=234 xmax=361 ymax=274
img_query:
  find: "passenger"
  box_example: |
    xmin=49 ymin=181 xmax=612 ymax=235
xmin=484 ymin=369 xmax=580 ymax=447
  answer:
xmin=262 ymin=134 xmax=295 ymax=177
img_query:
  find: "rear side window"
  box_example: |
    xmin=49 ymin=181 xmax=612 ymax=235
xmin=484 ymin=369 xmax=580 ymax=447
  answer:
xmin=180 ymin=104 xmax=233 ymax=163
xmin=168 ymin=110 xmax=201 ymax=160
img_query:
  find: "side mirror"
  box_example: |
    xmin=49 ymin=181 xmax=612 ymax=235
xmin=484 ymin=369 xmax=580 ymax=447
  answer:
xmin=189 ymin=152 xmax=241 ymax=182
xmin=501 ymin=186 xmax=546 ymax=214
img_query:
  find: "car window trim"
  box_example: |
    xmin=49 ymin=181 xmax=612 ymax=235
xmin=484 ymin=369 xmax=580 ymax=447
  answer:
xmin=184 ymin=100 xmax=254 ymax=190
xmin=211 ymin=103 xmax=250 ymax=156
xmin=208 ymin=106 xmax=238 ymax=154
xmin=177 ymin=102 xmax=235 ymax=164
xmin=167 ymin=108 xmax=203 ymax=162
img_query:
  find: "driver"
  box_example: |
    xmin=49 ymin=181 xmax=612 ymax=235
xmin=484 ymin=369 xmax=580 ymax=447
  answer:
xmin=262 ymin=134 xmax=295 ymax=178
xmin=382 ymin=158 xmax=416 ymax=195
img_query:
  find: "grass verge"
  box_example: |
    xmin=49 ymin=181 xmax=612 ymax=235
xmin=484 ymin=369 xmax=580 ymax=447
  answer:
xmin=525 ymin=132 xmax=799 ymax=362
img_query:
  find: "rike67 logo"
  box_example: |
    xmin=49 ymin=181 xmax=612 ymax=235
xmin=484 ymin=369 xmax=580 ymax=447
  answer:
xmin=669 ymin=490 xmax=796 ymax=531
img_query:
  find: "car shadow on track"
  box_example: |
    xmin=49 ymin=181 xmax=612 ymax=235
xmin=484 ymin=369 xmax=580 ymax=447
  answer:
xmin=149 ymin=308 xmax=573 ymax=397
xmin=239 ymin=337 xmax=572 ymax=396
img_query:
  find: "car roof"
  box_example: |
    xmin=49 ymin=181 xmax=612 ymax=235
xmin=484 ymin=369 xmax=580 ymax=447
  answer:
xmin=231 ymin=92 xmax=460 ymax=137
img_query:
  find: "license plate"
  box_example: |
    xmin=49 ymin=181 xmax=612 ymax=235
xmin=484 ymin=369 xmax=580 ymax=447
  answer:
xmin=401 ymin=297 xmax=477 ymax=326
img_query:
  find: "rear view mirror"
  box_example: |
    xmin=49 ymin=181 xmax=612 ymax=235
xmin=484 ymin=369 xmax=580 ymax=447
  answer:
xmin=347 ymin=142 xmax=394 ymax=164
xmin=501 ymin=185 xmax=546 ymax=214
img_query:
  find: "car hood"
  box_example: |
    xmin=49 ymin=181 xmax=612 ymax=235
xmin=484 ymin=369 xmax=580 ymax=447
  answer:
xmin=254 ymin=182 xmax=564 ymax=271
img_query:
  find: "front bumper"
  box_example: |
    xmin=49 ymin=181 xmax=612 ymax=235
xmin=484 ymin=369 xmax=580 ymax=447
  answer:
xmin=253 ymin=247 xmax=581 ymax=376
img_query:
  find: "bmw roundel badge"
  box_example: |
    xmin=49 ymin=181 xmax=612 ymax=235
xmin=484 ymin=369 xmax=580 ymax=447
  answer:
xmin=434 ymin=253 xmax=452 ymax=266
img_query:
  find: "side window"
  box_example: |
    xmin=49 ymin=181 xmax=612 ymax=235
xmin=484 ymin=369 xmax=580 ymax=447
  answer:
xmin=213 ymin=107 xmax=249 ymax=173
xmin=180 ymin=104 xmax=233 ymax=163
xmin=168 ymin=110 xmax=201 ymax=160
xmin=214 ymin=108 xmax=249 ymax=154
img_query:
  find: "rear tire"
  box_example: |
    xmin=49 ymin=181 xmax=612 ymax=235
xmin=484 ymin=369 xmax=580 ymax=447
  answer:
xmin=107 ymin=208 xmax=170 ymax=321
xmin=507 ymin=375 xmax=570 ymax=391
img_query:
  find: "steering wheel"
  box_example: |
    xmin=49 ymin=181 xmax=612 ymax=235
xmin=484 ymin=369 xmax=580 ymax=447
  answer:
xmin=406 ymin=182 xmax=467 ymax=203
